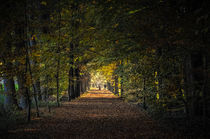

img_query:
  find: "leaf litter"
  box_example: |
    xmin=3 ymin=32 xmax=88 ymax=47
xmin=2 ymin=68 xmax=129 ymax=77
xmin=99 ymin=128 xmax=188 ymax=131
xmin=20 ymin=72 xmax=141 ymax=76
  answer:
xmin=4 ymin=90 xmax=183 ymax=139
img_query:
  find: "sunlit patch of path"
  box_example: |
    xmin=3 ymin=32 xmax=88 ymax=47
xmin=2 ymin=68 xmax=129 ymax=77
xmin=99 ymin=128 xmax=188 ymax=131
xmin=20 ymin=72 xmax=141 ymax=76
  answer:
xmin=6 ymin=89 xmax=180 ymax=139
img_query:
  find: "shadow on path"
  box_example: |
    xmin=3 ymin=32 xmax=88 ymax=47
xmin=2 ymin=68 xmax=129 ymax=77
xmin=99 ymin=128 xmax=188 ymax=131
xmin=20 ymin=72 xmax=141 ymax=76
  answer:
xmin=5 ymin=90 xmax=180 ymax=139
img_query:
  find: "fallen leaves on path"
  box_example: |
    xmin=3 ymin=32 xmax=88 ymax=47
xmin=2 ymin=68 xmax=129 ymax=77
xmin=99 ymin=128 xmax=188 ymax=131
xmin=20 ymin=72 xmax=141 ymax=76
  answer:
xmin=4 ymin=90 xmax=181 ymax=139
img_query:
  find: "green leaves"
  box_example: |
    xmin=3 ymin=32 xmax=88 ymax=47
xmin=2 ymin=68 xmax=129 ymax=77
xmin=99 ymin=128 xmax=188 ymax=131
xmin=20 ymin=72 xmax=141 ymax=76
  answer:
xmin=41 ymin=1 xmax=47 ymax=6
xmin=128 ymin=8 xmax=143 ymax=14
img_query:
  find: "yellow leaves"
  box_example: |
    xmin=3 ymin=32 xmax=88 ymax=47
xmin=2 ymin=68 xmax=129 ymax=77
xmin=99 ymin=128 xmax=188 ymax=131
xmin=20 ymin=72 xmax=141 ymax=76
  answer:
xmin=50 ymin=16 xmax=54 ymax=20
xmin=129 ymin=9 xmax=140 ymax=14
xmin=154 ymin=72 xmax=158 ymax=85
xmin=113 ymin=23 xmax=119 ymax=28
xmin=31 ymin=34 xmax=37 ymax=41
xmin=0 ymin=62 xmax=2 ymax=65
xmin=33 ymin=52 xmax=40 ymax=57
xmin=156 ymin=94 xmax=160 ymax=100
xmin=40 ymin=63 xmax=45 ymax=68
xmin=41 ymin=1 xmax=47 ymax=6
xmin=181 ymin=89 xmax=185 ymax=97
xmin=181 ymin=89 xmax=184 ymax=93
xmin=66 ymin=47 xmax=70 ymax=52
xmin=63 ymin=34 xmax=69 ymax=38
xmin=89 ymin=27 xmax=95 ymax=30
xmin=151 ymin=49 xmax=156 ymax=53
xmin=97 ymin=62 xmax=117 ymax=82
xmin=16 ymin=56 xmax=25 ymax=64
xmin=155 ymin=71 xmax=158 ymax=77
xmin=155 ymin=81 xmax=159 ymax=85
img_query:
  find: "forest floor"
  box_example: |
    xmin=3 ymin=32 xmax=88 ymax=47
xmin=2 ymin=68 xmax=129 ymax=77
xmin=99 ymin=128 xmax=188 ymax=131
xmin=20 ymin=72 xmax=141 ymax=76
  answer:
xmin=3 ymin=90 xmax=189 ymax=139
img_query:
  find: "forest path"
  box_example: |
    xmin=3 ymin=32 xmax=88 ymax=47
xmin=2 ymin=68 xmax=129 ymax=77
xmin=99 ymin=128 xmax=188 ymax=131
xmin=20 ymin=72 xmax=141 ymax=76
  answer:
xmin=7 ymin=90 xmax=178 ymax=139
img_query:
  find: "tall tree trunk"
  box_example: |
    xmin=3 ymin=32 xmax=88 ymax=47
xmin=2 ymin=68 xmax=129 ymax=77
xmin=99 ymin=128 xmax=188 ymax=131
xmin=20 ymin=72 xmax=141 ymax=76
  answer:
xmin=75 ymin=67 xmax=80 ymax=98
xmin=69 ymin=65 xmax=75 ymax=99
xmin=56 ymin=58 xmax=60 ymax=107
xmin=120 ymin=60 xmax=124 ymax=97
xmin=87 ymin=76 xmax=90 ymax=91
xmin=35 ymin=80 xmax=42 ymax=101
xmin=84 ymin=78 xmax=86 ymax=92
xmin=31 ymin=37 xmax=42 ymax=101
xmin=202 ymin=54 xmax=207 ymax=127
xmin=17 ymin=74 xmax=27 ymax=109
xmin=56 ymin=0 xmax=61 ymax=107
xmin=68 ymin=72 xmax=71 ymax=101
xmin=46 ymin=75 xmax=50 ymax=113
xmin=81 ymin=79 xmax=83 ymax=93
xmin=184 ymin=54 xmax=194 ymax=122
xmin=2 ymin=51 xmax=18 ymax=109
xmin=3 ymin=77 xmax=18 ymax=109
xmin=68 ymin=43 xmax=75 ymax=100
xmin=107 ymin=82 xmax=111 ymax=91
xmin=27 ymin=48 xmax=40 ymax=117
xmin=24 ymin=0 xmax=40 ymax=117
xmin=114 ymin=75 xmax=119 ymax=95
xmin=26 ymin=86 xmax=31 ymax=122
xmin=143 ymin=77 xmax=146 ymax=109
xmin=24 ymin=48 xmax=31 ymax=122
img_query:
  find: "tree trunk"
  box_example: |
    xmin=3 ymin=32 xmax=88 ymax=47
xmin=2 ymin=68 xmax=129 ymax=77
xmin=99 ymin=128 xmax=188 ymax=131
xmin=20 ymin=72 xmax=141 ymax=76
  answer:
xmin=184 ymin=54 xmax=194 ymax=121
xmin=202 ymin=54 xmax=207 ymax=127
xmin=56 ymin=58 xmax=60 ymax=107
xmin=143 ymin=77 xmax=146 ymax=109
xmin=75 ymin=67 xmax=80 ymax=98
xmin=107 ymin=82 xmax=111 ymax=91
xmin=56 ymin=0 xmax=61 ymax=106
xmin=17 ymin=74 xmax=27 ymax=109
xmin=114 ymin=75 xmax=119 ymax=95
xmin=68 ymin=43 xmax=75 ymax=100
xmin=3 ymin=77 xmax=18 ymax=109
xmin=84 ymin=78 xmax=87 ymax=92
xmin=46 ymin=75 xmax=50 ymax=113
xmin=26 ymin=87 xmax=31 ymax=122
xmin=35 ymin=80 xmax=42 ymax=101
xmin=24 ymin=48 xmax=31 ymax=122
xmin=27 ymin=50 xmax=40 ymax=117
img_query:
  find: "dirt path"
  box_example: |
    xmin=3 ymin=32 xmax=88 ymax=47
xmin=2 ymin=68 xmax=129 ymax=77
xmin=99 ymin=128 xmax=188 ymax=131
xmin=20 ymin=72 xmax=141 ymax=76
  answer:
xmin=5 ymin=90 xmax=179 ymax=139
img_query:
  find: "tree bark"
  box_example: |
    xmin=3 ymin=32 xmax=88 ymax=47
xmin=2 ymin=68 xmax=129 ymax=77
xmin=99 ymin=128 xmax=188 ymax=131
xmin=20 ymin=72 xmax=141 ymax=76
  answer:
xmin=56 ymin=58 xmax=60 ymax=107
xmin=56 ymin=0 xmax=61 ymax=107
xmin=46 ymin=75 xmax=50 ymax=113
xmin=68 ymin=43 xmax=75 ymax=100
xmin=3 ymin=77 xmax=18 ymax=109
xmin=114 ymin=75 xmax=119 ymax=95
xmin=27 ymin=49 xmax=40 ymax=117
xmin=75 ymin=67 xmax=80 ymax=98
xmin=17 ymin=74 xmax=27 ymax=109
xmin=202 ymin=54 xmax=207 ymax=127
xmin=143 ymin=77 xmax=146 ymax=109
xmin=25 ymin=47 xmax=31 ymax=122
xmin=35 ymin=80 xmax=42 ymax=101
xmin=184 ymin=54 xmax=194 ymax=121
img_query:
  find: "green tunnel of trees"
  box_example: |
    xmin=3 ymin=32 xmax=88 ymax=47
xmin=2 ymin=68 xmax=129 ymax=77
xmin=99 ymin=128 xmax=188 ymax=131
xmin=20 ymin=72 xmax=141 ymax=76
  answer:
xmin=0 ymin=0 xmax=210 ymax=131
